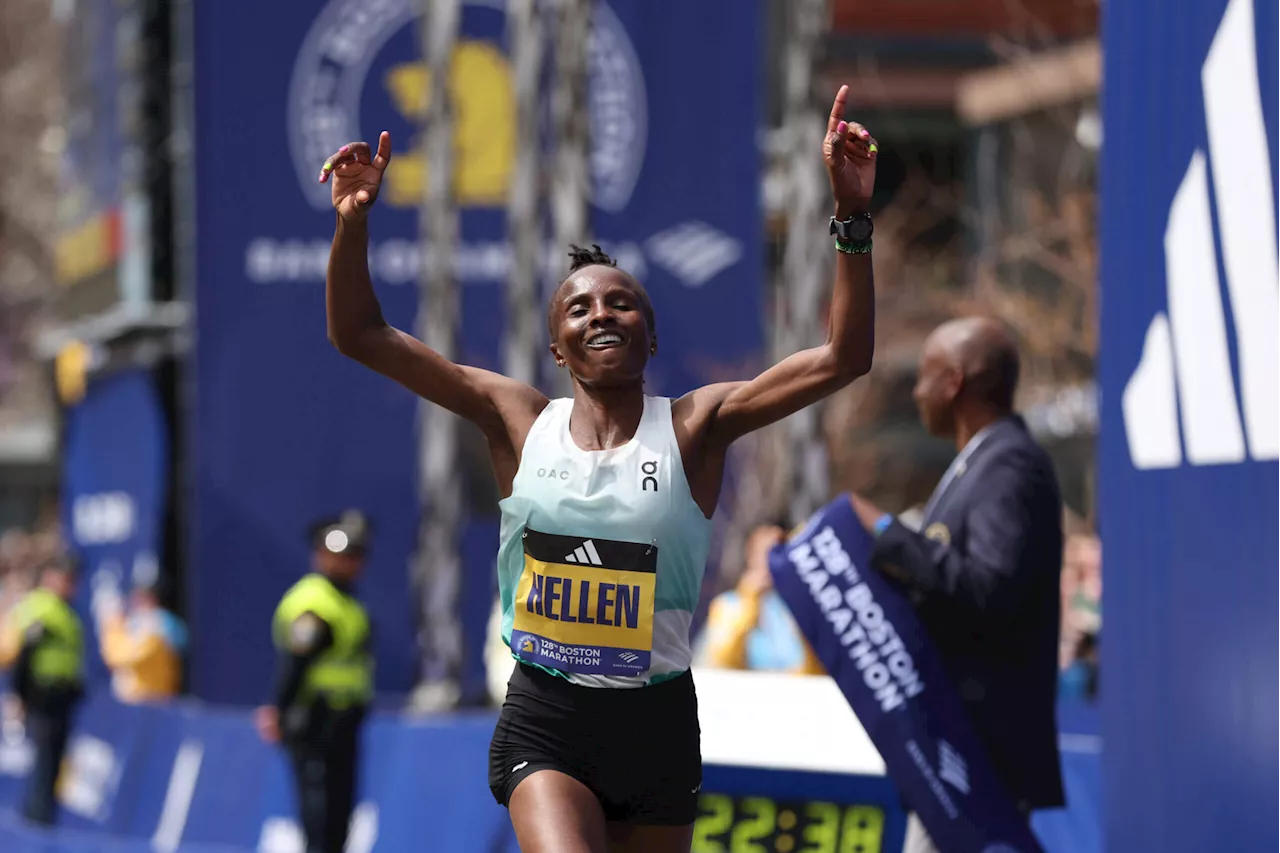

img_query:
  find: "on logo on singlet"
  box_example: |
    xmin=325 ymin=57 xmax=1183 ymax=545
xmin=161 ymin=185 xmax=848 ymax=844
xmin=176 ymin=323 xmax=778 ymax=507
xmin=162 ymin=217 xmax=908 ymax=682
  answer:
xmin=511 ymin=529 xmax=657 ymax=676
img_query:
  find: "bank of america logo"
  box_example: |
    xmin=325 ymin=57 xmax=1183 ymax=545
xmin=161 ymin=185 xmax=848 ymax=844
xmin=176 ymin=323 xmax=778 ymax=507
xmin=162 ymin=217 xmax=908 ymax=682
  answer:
xmin=937 ymin=739 xmax=970 ymax=796
xmin=1122 ymin=0 xmax=1278 ymax=470
xmin=563 ymin=540 xmax=603 ymax=566
xmin=618 ymin=652 xmax=640 ymax=664
xmin=645 ymin=221 xmax=743 ymax=288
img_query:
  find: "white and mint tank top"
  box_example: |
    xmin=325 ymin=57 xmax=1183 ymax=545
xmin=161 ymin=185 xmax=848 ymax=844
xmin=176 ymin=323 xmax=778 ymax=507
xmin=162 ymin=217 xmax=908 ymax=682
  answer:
xmin=497 ymin=396 xmax=713 ymax=688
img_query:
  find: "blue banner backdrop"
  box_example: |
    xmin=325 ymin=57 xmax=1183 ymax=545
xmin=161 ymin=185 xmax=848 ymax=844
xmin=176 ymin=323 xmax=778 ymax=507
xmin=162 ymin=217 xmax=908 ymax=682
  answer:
xmin=1100 ymin=0 xmax=1278 ymax=850
xmin=60 ymin=369 xmax=169 ymax=691
xmin=0 ymin=695 xmax=1099 ymax=853
xmin=769 ymin=497 xmax=1044 ymax=853
xmin=189 ymin=0 xmax=762 ymax=705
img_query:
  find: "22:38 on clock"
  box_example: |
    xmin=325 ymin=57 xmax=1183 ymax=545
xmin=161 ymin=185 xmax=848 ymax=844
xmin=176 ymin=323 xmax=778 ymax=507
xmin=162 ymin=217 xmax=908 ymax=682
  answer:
xmin=693 ymin=794 xmax=885 ymax=853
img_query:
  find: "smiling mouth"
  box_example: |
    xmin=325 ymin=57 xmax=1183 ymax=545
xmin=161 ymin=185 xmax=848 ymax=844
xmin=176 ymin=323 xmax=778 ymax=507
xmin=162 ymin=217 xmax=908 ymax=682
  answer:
xmin=585 ymin=331 xmax=626 ymax=349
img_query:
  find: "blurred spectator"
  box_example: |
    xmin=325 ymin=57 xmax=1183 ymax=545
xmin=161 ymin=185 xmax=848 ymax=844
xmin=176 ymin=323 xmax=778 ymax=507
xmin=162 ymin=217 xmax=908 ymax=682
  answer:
xmin=1059 ymin=533 xmax=1101 ymax=669
xmin=0 ymin=524 xmax=62 ymax=624
xmin=0 ymin=557 xmax=84 ymax=826
xmin=1058 ymin=533 xmax=1100 ymax=701
xmin=1065 ymin=534 xmax=1101 ymax=633
xmin=97 ymin=577 xmax=187 ymax=703
xmin=693 ymin=524 xmax=824 ymax=675
xmin=1058 ymin=631 xmax=1099 ymax=701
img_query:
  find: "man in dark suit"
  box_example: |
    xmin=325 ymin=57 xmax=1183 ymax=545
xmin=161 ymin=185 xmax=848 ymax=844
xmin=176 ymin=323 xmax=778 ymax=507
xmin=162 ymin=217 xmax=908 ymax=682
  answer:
xmin=848 ymin=317 xmax=1065 ymax=853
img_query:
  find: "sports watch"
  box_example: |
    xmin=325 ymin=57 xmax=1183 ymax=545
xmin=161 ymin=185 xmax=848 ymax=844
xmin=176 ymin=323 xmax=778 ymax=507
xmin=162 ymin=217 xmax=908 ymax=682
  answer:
xmin=830 ymin=212 xmax=873 ymax=243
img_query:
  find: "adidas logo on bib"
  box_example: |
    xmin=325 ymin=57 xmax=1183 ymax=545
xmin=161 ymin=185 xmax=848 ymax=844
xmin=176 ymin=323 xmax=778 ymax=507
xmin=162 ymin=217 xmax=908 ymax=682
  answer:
xmin=563 ymin=540 xmax=603 ymax=566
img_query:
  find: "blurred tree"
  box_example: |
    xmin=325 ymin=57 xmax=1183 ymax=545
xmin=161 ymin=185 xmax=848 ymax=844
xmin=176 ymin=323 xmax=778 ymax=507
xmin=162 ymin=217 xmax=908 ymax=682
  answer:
xmin=0 ymin=0 xmax=62 ymax=443
xmin=771 ymin=2 xmax=1099 ymax=522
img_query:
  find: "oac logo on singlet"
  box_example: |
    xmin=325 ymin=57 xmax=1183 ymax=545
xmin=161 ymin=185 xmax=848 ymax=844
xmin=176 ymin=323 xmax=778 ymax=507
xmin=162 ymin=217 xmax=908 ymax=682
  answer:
xmin=511 ymin=529 xmax=656 ymax=676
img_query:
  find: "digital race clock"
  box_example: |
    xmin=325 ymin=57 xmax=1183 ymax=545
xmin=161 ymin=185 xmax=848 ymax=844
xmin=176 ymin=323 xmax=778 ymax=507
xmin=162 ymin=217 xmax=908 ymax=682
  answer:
xmin=694 ymin=793 xmax=886 ymax=853
xmin=692 ymin=669 xmax=907 ymax=853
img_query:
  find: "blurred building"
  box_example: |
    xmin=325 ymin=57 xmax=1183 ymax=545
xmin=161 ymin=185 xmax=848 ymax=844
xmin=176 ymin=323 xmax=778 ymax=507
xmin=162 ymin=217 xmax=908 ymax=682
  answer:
xmin=757 ymin=0 xmax=1100 ymax=521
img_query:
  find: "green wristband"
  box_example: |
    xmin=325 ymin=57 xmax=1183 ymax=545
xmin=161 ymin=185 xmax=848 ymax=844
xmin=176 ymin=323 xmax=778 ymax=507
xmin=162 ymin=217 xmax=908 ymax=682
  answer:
xmin=835 ymin=236 xmax=873 ymax=255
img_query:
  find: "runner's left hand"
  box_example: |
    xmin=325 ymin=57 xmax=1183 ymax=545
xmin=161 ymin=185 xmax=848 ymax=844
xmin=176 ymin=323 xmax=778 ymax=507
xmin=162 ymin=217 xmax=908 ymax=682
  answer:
xmin=822 ymin=85 xmax=878 ymax=218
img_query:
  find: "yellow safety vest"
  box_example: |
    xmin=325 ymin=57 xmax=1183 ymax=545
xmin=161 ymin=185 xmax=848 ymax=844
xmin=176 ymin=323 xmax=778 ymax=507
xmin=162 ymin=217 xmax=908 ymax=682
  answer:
xmin=9 ymin=589 xmax=85 ymax=688
xmin=272 ymin=574 xmax=372 ymax=709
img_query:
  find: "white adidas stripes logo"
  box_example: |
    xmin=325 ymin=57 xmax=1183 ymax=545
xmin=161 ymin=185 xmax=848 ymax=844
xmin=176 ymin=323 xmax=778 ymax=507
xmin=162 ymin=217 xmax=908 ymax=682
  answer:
xmin=563 ymin=540 xmax=604 ymax=566
xmin=1122 ymin=0 xmax=1278 ymax=471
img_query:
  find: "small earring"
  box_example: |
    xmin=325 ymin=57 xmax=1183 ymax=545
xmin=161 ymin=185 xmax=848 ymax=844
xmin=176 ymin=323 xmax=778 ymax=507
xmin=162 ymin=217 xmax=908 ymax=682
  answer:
xmin=650 ymin=345 xmax=656 ymax=355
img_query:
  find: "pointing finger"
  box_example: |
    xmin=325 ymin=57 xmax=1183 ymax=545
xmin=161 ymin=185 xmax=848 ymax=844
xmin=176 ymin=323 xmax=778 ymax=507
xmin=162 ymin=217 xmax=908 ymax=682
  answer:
xmin=827 ymin=85 xmax=849 ymax=135
xmin=373 ymin=131 xmax=392 ymax=171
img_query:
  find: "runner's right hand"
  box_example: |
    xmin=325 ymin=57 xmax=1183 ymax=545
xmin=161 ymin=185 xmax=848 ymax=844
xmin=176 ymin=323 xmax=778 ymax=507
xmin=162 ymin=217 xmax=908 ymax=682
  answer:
xmin=319 ymin=131 xmax=392 ymax=223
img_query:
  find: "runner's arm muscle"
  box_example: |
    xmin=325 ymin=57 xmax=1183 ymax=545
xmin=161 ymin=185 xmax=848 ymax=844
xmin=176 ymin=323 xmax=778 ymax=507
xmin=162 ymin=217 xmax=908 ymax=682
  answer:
xmin=683 ymin=88 xmax=877 ymax=447
xmin=326 ymin=215 xmax=547 ymax=438
xmin=686 ymin=249 xmax=874 ymax=447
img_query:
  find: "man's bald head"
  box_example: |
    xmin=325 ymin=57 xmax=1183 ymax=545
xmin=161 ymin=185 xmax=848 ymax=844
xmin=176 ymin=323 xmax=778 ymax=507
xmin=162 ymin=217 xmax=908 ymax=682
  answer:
xmin=926 ymin=317 xmax=1020 ymax=410
xmin=913 ymin=316 xmax=1020 ymax=439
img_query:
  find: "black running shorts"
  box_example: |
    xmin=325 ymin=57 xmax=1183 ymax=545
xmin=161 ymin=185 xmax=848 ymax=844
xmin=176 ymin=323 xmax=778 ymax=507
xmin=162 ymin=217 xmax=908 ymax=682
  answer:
xmin=488 ymin=663 xmax=702 ymax=825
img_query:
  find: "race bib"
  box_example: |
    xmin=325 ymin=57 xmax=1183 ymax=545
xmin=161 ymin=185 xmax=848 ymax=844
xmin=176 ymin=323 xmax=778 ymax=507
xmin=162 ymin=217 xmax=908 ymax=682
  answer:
xmin=511 ymin=529 xmax=656 ymax=676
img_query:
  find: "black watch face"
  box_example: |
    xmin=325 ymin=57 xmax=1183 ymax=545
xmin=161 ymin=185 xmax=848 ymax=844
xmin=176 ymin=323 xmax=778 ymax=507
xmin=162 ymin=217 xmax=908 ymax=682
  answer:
xmin=848 ymin=216 xmax=873 ymax=242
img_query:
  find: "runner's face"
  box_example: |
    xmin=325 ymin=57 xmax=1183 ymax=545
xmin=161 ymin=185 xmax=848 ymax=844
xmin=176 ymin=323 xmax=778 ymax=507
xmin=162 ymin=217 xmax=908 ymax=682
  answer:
xmin=549 ymin=267 xmax=654 ymax=388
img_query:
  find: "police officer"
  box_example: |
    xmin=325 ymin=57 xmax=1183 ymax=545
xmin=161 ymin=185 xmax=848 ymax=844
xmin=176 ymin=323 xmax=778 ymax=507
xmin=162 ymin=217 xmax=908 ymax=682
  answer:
xmin=0 ymin=558 xmax=85 ymax=825
xmin=255 ymin=511 xmax=374 ymax=853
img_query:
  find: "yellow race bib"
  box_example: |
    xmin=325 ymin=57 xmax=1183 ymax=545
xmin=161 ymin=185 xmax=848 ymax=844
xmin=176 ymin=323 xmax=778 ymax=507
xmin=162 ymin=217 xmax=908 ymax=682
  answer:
xmin=511 ymin=529 xmax=657 ymax=676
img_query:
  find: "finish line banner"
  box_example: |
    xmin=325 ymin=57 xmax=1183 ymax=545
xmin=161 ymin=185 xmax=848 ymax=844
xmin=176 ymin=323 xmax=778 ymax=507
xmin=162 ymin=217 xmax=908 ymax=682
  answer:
xmin=769 ymin=496 xmax=1043 ymax=853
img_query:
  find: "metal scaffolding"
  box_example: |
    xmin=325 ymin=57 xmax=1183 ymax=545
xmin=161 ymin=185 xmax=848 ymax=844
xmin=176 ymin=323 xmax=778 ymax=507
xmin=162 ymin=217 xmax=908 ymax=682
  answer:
xmin=546 ymin=0 xmax=592 ymax=399
xmin=411 ymin=0 xmax=463 ymax=712
xmin=777 ymin=0 xmax=832 ymax=525
xmin=505 ymin=0 xmax=546 ymax=389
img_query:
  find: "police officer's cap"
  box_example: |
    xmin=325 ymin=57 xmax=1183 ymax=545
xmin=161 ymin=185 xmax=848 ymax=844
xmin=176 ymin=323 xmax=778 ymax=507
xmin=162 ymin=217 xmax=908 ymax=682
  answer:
xmin=309 ymin=510 xmax=372 ymax=556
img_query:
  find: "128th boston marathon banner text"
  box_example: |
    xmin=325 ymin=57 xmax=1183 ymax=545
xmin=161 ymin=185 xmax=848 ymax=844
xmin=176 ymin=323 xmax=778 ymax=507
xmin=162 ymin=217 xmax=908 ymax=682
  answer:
xmin=188 ymin=0 xmax=761 ymax=703
xmin=770 ymin=497 xmax=1043 ymax=853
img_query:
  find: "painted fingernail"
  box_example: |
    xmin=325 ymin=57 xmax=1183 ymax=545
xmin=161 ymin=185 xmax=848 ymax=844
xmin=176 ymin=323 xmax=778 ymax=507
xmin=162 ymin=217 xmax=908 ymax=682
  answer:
xmin=318 ymin=171 xmax=326 ymax=182
xmin=837 ymin=121 xmax=847 ymax=134
xmin=322 ymin=161 xmax=333 ymax=173
xmin=860 ymin=129 xmax=870 ymax=138
xmin=339 ymin=145 xmax=349 ymax=154
xmin=869 ymin=143 xmax=878 ymax=154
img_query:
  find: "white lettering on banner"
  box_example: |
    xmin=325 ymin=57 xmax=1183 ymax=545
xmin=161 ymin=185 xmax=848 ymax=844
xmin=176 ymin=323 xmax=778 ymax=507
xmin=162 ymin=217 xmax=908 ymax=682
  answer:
xmin=788 ymin=526 xmax=925 ymax=713
xmin=0 ymin=719 xmax=33 ymax=776
xmin=59 ymin=735 xmax=119 ymax=821
xmin=244 ymin=237 xmax=649 ymax=286
xmin=152 ymin=740 xmax=204 ymax=853
xmin=938 ymin=739 xmax=971 ymax=796
xmin=72 ymin=492 xmax=136 ymax=546
xmin=258 ymin=802 xmax=378 ymax=853
xmin=287 ymin=0 xmax=646 ymax=215
xmin=906 ymin=739 xmax=959 ymax=820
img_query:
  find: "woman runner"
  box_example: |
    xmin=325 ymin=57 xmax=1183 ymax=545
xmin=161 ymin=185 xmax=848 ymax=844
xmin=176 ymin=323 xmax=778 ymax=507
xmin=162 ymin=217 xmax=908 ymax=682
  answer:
xmin=320 ymin=85 xmax=877 ymax=853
